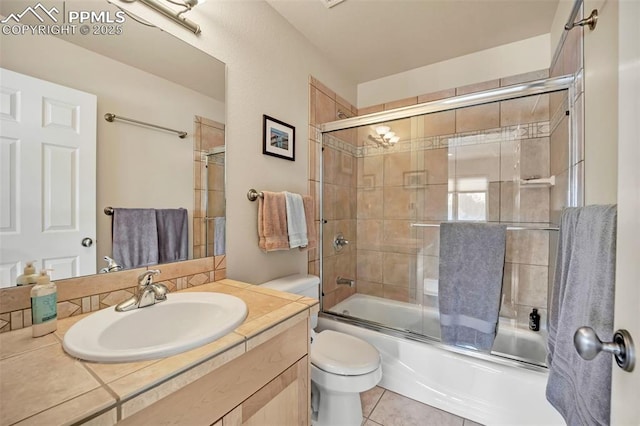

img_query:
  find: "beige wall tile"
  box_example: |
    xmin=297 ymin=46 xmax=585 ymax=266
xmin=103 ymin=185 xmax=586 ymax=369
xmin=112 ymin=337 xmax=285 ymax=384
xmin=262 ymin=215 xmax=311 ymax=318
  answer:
xmin=424 ymin=148 xmax=452 ymax=184
xmin=384 ymin=97 xmax=417 ymax=110
xmin=57 ymin=267 xmax=146 ymax=303
xmin=310 ymin=76 xmax=336 ymax=100
xmin=487 ymin=182 xmax=500 ymax=222
xmin=418 ymin=88 xmax=456 ymax=103
xmin=500 ymin=69 xmax=549 ymax=86
xmin=500 ymin=183 xmax=549 ymax=223
xmin=562 ymin=23 xmax=583 ymax=75
xmin=322 ymin=255 xmax=338 ymax=294
xmin=315 ymin=88 xmax=336 ymax=125
xmin=200 ymin=125 xmax=225 ymax=152
xmin=382 ymin=253 xmax=413 ymax=287
xmin=382 ymin=284 xmax=415 ymax=303
xmin=550 ymin=169 xmax=569 ymax=225
xmin=423 ymin=110 xmax=456 ymax=137
xmin=383 ymin=151 xmax=414 ymax=187
xmin=456 ymin=103 xmax=500 ymax=133
xmin=514 ymin=264 xmax=549 ymax=308
xmin=357 ymin=188 xmax=383 ymax=219
xmin=155 ymin=257 xmax=214 ymax=281
xmin=357 ymin=251 xmax=383 ymax=282
xmin=358 ymin=155 xmax=384 ymax=188
xmin=500 ymin=94 xmax=549 ymax=127
xmin=383 ymin=187 xmax=418 ymax=220
xmin=521 ymin=137 xmax=550 ymax=180
xmin=358 ymin=104 xmax=384 ymax=116
xmin=422 ymin=184 xmax=449 ymax=221
xmin=550 ymin=115 xmax=569 ymax=175
xmin=455 ymin=142 xmax=501 ymax=182
xmin=456 ymin=79 xmax=500 ymax=95
xmin=505 ymin=230 xmax=549 ymax=266
xmin=356 ymin=280 xmax=384 ymax=298
xmin=323 ymin=291 xmax=337 ymax=310
xmin=309 ymin=84 xmax=317 ymax=126
xmin=357 ymin=220 xmax=383 ymax=251
xmin=382 ymin=220 xmax=418 ymax=255
xmin=334 ymin=185 xmax=352 ymax=220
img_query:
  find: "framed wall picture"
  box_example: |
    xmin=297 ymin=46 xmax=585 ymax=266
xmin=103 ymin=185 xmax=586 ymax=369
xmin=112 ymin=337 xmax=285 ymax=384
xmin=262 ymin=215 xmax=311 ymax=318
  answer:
xmin=263 ymin=115 xmax=295 ymax=161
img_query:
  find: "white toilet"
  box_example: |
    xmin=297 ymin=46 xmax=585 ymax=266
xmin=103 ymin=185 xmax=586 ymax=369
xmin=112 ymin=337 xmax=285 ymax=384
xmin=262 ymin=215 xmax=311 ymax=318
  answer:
xmin=261 ymin=274 xmax=382 ymax=426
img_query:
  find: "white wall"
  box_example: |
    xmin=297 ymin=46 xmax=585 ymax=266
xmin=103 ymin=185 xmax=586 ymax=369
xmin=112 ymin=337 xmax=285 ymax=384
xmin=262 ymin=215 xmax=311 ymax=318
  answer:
xmin=357 ymin=34 xmax=550 ymax=108
xmin=118 ymin=1 xmax=357 ymax=284
xmin=1 ymin=33 xmax=224 ymax=265
xmin=549 ymin=0 xmax=577 ymax=59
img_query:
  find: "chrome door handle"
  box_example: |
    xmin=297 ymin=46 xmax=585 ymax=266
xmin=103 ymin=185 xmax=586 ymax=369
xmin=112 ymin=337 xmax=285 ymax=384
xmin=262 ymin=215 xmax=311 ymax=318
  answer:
xmin=574 ymin=327 xmax=635 ymax=372
xmin=81 ymin=237 xmax=93 ymax=247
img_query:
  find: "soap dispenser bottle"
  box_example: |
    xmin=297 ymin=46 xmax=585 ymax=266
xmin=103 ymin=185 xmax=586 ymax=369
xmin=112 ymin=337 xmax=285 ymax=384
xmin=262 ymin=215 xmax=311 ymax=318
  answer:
xmin=16 ymin=262 xmax=39 ymax=286
xmin=31 ymin=270 xmax=57 ymax=337
xmin=529 ymin=308 xmax=540 ymax=332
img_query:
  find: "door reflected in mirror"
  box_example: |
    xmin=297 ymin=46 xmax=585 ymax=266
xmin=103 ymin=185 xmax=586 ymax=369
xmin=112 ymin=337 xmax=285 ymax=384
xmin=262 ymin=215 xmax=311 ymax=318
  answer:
xmin=0 ymin=0 xmax=226 ymax=287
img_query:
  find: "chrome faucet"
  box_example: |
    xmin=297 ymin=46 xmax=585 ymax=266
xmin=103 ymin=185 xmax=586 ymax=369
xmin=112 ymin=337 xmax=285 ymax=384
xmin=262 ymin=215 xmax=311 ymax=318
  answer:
xmin=115 ymin=270 xmax=168 ymax=312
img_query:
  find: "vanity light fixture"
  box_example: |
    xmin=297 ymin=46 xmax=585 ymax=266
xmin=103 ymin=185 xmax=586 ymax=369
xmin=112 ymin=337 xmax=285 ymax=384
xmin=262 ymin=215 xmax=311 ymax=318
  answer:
xmin=137 ymin=0 xmax=204 ymax=34
xmin=368 ymin=125 xmax=400 ymax=148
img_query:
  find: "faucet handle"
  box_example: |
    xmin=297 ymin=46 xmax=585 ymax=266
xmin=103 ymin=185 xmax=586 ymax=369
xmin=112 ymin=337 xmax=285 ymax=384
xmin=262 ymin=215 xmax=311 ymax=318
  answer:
xmin=138 ymin=270 xmax=161 ymax=287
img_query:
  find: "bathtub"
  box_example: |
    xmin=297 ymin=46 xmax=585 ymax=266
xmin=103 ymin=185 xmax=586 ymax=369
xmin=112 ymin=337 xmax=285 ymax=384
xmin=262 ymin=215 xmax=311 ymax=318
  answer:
xmin=318 ymin=294 xmax=564 ymax=426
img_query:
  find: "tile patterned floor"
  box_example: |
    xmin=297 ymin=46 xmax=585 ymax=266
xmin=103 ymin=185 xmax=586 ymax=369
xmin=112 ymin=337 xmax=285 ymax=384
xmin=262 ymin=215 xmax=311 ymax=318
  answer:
xmin=360 ymin=386 xmax=483 ymax=426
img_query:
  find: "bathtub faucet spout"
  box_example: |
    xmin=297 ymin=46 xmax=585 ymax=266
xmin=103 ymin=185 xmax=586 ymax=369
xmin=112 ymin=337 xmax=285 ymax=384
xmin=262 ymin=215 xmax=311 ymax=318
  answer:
xmin=336 ymin=277 xmax=355 ymax=287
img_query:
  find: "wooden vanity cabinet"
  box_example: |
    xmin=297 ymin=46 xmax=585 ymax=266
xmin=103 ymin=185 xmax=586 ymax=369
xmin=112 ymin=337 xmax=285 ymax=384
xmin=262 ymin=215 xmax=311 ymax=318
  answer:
xmin=119 ymin=318 xmax=310 ymax=425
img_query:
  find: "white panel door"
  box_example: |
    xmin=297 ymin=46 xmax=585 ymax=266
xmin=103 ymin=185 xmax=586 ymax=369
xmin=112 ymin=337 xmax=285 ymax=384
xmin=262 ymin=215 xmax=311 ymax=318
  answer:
xmin=0 ymin=68 xmax=96 ymax=285
xmin=584 ymin=0 xmax=639 ymax=423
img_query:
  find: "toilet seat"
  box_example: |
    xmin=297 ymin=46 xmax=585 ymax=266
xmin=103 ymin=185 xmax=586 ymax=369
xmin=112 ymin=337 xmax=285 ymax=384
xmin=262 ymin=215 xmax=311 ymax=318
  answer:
xmin=311 ymin=330 xmax=380 ymax=375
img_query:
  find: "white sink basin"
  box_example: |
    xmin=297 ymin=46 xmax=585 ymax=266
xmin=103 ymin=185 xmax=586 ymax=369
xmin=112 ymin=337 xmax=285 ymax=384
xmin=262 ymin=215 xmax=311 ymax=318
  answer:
xmin=63 ymin=292 xmax=247 ymax=363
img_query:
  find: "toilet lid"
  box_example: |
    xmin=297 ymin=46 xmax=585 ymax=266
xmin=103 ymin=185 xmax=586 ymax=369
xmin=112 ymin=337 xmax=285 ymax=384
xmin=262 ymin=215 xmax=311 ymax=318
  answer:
xmin=311 ymin=330 xmax=380 ymax=375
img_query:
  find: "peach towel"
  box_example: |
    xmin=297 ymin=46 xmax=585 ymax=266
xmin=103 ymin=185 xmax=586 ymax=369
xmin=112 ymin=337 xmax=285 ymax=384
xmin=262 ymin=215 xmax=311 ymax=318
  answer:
xmin=302 ymin=195 xmax=317 ymax=250
xmin=258 ymin=191 xmax=290 ymax=251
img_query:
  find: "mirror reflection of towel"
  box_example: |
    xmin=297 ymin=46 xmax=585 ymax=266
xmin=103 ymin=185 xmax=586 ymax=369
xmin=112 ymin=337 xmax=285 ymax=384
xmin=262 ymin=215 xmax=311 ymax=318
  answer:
xmin=112 ymin=208 xmax=159 ymax=269
xmin=156 ymin=209 xmax=188 ymax=264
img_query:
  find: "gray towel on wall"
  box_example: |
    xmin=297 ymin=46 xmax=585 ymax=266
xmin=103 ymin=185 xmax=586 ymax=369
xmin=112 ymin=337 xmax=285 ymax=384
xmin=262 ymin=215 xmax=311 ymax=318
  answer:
xmin=438 ymin=223 xmax=506 ymax=352
xmin=112 ymin=208 xmax=159 ymax=269
xmin=214 ymin=216 xmax=226 ymax=256
xmin=156 ymin=208 xmax=188 ymax=264
xmin=546 ymin=205 xmax=617 ymax=426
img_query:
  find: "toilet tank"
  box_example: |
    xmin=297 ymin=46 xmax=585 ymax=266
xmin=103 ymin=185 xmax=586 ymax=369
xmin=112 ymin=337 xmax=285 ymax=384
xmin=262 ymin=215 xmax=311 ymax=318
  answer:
xmin=260 ymin=274 xmax=320 ymax=299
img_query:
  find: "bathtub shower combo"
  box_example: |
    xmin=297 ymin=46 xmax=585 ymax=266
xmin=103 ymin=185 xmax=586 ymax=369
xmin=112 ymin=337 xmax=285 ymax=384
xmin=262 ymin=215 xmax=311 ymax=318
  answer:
xmin=317 ymin=75 xmax=579 ymax=425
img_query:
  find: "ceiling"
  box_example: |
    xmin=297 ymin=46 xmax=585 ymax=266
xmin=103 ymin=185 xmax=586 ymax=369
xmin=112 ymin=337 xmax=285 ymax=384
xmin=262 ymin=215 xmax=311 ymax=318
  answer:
xmin=266 ymin=0 xmax=559 ymax=84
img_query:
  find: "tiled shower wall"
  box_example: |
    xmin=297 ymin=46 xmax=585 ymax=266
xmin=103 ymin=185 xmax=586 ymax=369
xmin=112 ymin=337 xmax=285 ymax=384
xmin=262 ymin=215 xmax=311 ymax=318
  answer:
xmin=308 ymin=77 xmax=358 ymax=309
xmin=193 ymin=116 xmax=226 ymax=259
xmin=310 ymin=68 xmax=575 ymax=329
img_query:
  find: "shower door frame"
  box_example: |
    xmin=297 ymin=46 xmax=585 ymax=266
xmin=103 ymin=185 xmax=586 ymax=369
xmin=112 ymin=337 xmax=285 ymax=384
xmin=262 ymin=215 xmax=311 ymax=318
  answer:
xmin=318 ymin=74 xmax=577 ymax=371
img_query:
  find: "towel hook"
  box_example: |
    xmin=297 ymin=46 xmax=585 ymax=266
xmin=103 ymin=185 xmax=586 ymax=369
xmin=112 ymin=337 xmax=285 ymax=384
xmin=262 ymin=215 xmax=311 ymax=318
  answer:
xmin=574 ymin=326 xmax=635 ymax=372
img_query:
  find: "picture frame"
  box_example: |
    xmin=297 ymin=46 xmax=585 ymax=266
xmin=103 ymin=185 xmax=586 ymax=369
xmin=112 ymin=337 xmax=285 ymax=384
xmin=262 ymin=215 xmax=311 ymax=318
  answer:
xmin=263 ymin=115 xmax=295 ymax=161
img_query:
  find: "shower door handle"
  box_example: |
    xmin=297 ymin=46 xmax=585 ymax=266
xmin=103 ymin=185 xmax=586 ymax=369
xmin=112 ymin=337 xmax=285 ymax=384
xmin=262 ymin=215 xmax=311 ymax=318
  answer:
xmin=573 ymin=326 xmax=635 ymax=372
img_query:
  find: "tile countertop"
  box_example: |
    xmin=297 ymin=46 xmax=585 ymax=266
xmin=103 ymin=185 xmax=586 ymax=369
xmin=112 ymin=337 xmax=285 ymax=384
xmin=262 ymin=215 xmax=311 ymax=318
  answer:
xmin=0 ymin=279 xmax=319 ymax=426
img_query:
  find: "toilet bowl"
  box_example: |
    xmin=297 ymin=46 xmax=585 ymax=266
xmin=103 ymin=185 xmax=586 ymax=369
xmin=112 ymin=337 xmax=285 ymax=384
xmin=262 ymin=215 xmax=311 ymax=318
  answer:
xmin=260 ymin=274 xmax=382 ymax=426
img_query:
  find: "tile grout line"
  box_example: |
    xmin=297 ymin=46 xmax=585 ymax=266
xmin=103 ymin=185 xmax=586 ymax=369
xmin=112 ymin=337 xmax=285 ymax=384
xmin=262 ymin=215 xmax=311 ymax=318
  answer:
xmin=365 ymin=388 xmax=386 ymax=424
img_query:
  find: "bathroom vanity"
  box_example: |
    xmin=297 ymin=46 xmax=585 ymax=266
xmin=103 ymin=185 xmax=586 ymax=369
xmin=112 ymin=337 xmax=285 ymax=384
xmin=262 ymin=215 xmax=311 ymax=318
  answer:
xmin=0 ymin=279 xmax=317 ymax=425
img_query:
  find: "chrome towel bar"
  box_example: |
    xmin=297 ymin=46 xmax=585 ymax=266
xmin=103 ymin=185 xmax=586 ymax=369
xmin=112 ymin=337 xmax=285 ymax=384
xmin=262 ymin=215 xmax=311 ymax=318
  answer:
xmin=410 ymin=222 xmax=559 ymax=231
xmin=104 ymin=113 xmax=187 ymax=139
xmin=247 ymin=189 xmax=264 ymax=201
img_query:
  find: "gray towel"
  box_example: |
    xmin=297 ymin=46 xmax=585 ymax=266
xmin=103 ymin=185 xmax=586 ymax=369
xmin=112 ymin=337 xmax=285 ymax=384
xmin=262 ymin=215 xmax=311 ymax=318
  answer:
xmin=214 ymin=216 xmax=226 ymax=256
xmin=155 ymin=208 xmax=188 ymax=264
xmin=438 ymin=223 xmax=506 ymax=352
xmin=112 ymin=208 xmax=159 ymax=269
xmin=546 ymin=205 xmax=617 ymax=426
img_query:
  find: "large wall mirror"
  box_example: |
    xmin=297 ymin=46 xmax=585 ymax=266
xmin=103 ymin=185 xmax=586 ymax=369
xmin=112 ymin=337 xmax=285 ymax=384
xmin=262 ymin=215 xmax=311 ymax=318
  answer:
xmin=0 ymin=0 xmax=226 ymax=288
